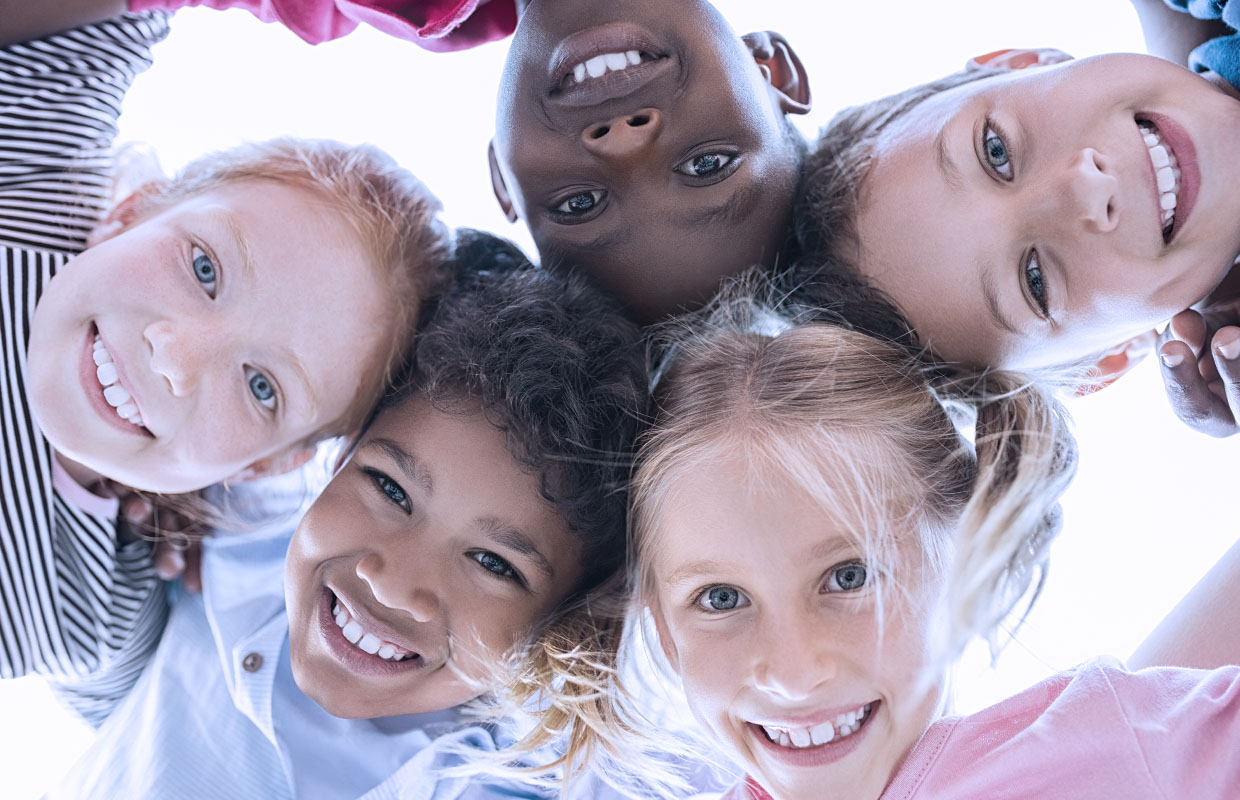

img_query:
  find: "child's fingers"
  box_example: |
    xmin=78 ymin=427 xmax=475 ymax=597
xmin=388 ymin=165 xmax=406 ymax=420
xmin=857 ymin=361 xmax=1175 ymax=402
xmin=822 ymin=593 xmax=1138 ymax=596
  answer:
xmin=1211 ymin=327 xmax=1240 ymax=435
xmin=1167 ymin=308 xmax=1208 ymax=356
xmin=1160 ymin=339 xmax=1238 ymax=436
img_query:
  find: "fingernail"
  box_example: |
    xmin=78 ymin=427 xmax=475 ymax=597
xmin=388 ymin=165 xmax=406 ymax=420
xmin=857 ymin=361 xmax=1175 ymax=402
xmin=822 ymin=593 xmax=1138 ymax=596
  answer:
xmin=1217 ymin=337 xmax=1240 ymax=361
xmin=1161 ymin=350 xmax=1183 ymax=368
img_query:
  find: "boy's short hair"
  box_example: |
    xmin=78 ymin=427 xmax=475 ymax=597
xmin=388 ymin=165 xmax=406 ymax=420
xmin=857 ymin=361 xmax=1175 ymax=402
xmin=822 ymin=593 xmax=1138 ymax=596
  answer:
xmin=389 ymin=230 xmax=647 ymax=587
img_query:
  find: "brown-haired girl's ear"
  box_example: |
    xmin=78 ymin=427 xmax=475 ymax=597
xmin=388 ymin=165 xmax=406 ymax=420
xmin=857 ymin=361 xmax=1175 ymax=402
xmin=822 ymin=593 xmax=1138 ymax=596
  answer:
xmin=86 ymin=180 xmax=168 ymax=247
xmin=229 ymin=446 xmax=317 ymax=483
xmin=965 ymin=47 xmax=1074 ymax=72
xmin=742 ymin=31 xmax=811 ymax=115
xmin=1076 ymin=329 xmax=1158 ymax=396
xmin=487 ymin=140 xmax=519 ymax=223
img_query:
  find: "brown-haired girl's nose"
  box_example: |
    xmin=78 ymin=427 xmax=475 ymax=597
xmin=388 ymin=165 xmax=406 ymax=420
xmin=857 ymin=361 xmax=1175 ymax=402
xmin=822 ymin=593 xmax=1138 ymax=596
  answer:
xmin=580 ymin=108 xmax=663 ymax=160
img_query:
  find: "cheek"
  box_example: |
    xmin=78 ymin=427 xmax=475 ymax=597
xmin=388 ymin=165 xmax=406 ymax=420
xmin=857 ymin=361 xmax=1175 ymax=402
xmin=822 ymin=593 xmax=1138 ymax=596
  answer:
xmin=674 ymin=627 xmax=747 ymax=721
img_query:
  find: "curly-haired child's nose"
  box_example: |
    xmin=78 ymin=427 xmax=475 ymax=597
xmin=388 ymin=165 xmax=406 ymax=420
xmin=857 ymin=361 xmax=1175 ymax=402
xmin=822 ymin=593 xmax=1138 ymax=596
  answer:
xmin=581 ymin=108 xmax=663 ymax=159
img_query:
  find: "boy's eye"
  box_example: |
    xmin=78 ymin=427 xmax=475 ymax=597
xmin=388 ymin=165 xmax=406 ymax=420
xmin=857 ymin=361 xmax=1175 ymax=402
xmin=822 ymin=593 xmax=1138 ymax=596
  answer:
xmin=696 ymin=584 xmax=749 ymax=612
xmin=362 ymin=467 xmax=410 ymax=513
xmin=825 ymin=562 xmax=868 ymax=593
xmin=246 ymin=367 xmax=277 ymax=410
xmin=553 ymin=190 xmax=604 ymax=216
xmin=982 ymin=123 xmax=1013 ymax=180
xmin=1024 ymin=249 xmax=1049 ymax=317
xmin=674 ymin=152 xmax=734 ymax=178
xmin=470 ymin=550 xmax=524 ymax=586
xmin=191 ymin=246 xmax=218 ymax=297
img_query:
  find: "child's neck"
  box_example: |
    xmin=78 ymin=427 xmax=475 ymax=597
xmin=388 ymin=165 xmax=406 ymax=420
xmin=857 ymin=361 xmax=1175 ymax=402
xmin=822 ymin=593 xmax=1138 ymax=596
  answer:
xmin=54 ymin=450 xmax=111 ymax=495
xmin=1206 ymin=68 xmax=1240 ymax=102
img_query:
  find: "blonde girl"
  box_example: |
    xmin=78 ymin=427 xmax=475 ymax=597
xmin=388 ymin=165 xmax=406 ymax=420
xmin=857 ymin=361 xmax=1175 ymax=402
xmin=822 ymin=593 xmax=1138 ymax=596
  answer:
xmin=2 ymin=12 xmax=449 ymax=724
xmin=595 ymin=294 xmax=1240 ymax=800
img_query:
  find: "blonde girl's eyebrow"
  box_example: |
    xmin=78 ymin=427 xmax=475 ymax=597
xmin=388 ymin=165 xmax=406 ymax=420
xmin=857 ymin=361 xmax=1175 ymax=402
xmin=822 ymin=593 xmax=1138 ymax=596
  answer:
xmin=934 ymin=124 xmax=966 ymax=191
xmin=215 ymin=209 xmax=258 ymax=281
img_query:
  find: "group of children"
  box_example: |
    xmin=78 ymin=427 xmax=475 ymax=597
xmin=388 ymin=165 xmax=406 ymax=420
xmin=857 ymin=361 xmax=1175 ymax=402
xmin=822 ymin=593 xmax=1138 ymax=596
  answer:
xmin=3 ymin=0 xmax=1240 ymax=798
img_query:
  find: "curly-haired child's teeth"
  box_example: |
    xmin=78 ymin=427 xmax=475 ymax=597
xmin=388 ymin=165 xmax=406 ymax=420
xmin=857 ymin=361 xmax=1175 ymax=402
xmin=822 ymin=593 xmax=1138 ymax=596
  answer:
xmin=93 ymin=335 xmax=147 ymax=429
xmin=760 ymin=703 xmax=874 ymax=749
xmin=566 ymin=50 xmax=646 ymax=86
xmin=331 ymin=598 xmax=414 ymax=662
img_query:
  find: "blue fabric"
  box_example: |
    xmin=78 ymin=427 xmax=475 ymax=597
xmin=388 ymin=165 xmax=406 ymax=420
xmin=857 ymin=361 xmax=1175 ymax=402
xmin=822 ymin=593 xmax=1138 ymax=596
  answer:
xmin=48 ymin=470 xmax=552 ymax=799
xmin=1163 ymin=0 xmax=1240 ymax=88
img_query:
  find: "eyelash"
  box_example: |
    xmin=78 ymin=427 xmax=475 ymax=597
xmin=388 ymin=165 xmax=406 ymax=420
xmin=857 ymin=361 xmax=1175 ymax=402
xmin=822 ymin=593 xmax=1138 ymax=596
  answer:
xmin=362 ymin=467 xmax=411 ymax=513
xmin=981 ymin=118 xmax=1015 ymax=181
xmin=550 ymin=189 xmax=606 ymax=222
xmin=673 ymin=151 xmax=740 ymax=184
xmin=469 ymin=550 xmax=527 ymax=589
xmin=1023 ymin=249 xmax=1050 ymax=317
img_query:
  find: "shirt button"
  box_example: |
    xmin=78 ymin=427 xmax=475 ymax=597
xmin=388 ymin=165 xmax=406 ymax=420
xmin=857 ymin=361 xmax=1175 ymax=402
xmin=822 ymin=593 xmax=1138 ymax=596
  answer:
xmin=241 ymin=652 xmax=263 ymax=673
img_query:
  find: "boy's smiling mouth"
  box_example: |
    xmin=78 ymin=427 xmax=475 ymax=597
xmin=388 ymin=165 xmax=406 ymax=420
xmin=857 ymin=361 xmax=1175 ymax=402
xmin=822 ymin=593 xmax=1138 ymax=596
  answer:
xmin=331 ymin=594 xmax=416 ymax=663
xmin=546 ymin=23 xmax=674 ymax=109
xmin=318 ymin=588 xmax=427 ymax=675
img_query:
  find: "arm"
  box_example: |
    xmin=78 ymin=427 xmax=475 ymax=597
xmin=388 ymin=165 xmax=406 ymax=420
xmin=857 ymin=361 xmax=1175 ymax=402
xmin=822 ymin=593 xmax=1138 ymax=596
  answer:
xmin=0 ymin=0 xmax=125 ymax=46
xmin=1128 ymin=0 xmax=1232 ymax=67
xmin=1128 ymin=538 xmax=1240 ymax=669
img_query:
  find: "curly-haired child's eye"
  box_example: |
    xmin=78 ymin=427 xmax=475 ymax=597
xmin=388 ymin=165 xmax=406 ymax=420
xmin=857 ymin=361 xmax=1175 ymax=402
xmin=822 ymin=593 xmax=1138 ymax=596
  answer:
xmin=470 ymin=550 xmax=524 ymax=586
xmin=696 ymin=584 xmax=748 ymax=612
xmin=982 ymin=123 xmax=1013 ymax=180
xmin=553 ymin=190 xmax=603 ymax=216
xmin=191 ymin=246 xmax=218 ymax=297
xmin=362 ymin=467 xmax=410 ymax=513
xmin=826 ymin=562 xmax=868 ymax=593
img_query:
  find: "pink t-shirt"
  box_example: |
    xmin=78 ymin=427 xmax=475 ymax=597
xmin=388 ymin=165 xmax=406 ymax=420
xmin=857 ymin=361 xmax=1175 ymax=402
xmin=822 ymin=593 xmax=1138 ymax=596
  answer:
xmin=128 ymin=0 xmax=517 ymax=51
xmin=725 ymin=660 xmax=1240 ymax=800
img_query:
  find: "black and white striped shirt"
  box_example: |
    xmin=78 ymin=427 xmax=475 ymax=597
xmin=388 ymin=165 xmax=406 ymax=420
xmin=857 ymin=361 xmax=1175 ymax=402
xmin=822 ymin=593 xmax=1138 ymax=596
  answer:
xmin=0 ymin=12 xmax=171 ymax=726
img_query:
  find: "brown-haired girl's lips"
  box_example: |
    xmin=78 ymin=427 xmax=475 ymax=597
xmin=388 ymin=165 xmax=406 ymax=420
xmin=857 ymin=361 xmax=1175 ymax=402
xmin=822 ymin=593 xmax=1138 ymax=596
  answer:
xmin=546 ymin=22 xmax=672 ymax=108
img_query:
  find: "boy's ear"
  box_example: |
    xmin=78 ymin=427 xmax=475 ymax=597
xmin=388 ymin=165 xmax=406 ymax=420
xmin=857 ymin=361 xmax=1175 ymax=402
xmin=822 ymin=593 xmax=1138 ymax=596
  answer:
xmin=742 ymin=31 xmax=811 ymax=115
xmin=230 ymin=446 xmax=317 ymax=483
xmin=1076 ymin=329 xmax=1158 ymax=396
xmin=487 ymin=140 xmax=519 ymax=223
xmin=965 ymin=47 xmax=1073 ymax=73
xmin=87 ymin=180 xmax=167 ymax=248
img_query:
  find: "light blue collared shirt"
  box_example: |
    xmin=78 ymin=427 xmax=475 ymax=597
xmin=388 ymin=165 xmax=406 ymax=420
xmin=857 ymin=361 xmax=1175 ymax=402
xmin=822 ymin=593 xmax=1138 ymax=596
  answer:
xmin=49 ymin=471 xmax=550 ymax=800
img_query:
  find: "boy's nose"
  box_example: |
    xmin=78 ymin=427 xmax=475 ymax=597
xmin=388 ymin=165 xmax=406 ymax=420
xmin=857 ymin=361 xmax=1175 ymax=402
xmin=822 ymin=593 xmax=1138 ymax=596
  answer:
xmin=355 ymin=553 xmax=441 ymax=623
xmin=1065 ymin=147 xmax=1119 ymax=234
xmin=580 ymin=108 xmax=663 ymax=160
xmin=144 ymin=319 xmax=208 ymax=397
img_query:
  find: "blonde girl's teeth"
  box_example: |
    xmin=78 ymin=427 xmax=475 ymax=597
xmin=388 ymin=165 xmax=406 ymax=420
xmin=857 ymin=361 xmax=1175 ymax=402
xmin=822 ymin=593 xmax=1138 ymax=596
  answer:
xmin=377 ymin=644 xmax=396 ymax=659
xmin=117 ymin=402 xmax=138 ymax=419
xmin=1161 ymin=193 xmax=1177 ymax=210
xmin=1149 ymin=145 xmax=1169 ymax=168
xmin=93 ymin=349 xmax=110 ymax=367
xmin=341 ymin=620 xmax=364 ymax=644
xmin=97 ymin=363 xmax=118 ymax=385
xmin=1156 ymin=167 xmax=1175 ymax=192
xmin=103 ymin=384 xmax=131 ymax=407
xmin=358 ymin=633 xmax=381 ymax=655
xmin=809 ymin=720 xmax=834 ymax=745
xmin=789 ymin=728 xmax=811 ymax=747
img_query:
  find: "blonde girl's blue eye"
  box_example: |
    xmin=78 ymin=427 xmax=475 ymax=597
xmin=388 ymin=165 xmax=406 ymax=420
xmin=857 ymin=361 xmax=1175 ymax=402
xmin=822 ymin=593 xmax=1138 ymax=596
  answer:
xmin=246 ymin=368 xmax=276 ymax=410
xmin=675 ymin=152 xmax=734 ymax=178
xmin=1024 ymin=249 xmax=1049 ymax=316
xmin=192 ymin=246 xmax=217 ymax=296
xmin=983 ymin=123 xmax=1013 ymax=180
xmin=826 ymin=562 xmax=868 ymax=592
xmin=697 ymin=584 xmax=748 ymax=612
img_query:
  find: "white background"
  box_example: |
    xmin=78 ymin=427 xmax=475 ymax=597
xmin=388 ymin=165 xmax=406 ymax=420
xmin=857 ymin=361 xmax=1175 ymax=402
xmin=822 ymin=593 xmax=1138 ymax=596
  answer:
xmin=3 ymin=1 xmax=1234 ymax=797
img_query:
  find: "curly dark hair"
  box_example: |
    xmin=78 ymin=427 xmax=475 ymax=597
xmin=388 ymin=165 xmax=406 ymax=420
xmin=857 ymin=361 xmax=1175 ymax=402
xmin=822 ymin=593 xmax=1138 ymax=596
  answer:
xmin=386 ymin=230 xmax=648 ymax=589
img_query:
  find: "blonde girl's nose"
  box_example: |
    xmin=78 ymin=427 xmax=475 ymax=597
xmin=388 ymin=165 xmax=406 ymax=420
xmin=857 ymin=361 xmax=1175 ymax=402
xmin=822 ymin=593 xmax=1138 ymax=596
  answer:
xmin=580 ymin=108 xmax=664 ymax=161
xmin=355 ymin=552 xmax=441 ymax=623
xmin=1067 ymin=147 xmax=1119 ymax=234
xmin=751 ymin=614 xmax=839 ymax=701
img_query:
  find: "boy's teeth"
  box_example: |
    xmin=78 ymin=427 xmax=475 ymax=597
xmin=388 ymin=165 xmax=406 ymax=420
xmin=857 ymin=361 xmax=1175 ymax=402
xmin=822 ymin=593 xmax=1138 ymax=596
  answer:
xmin=759 ymin=703 xmax=874 ymax=750
xmin=92 ymin=335 xmax=148 ymax=430
xmin=567 ymin=50 xmax=646 ymax=85
xmin=330 ymin=598 xmax=415 ymax=662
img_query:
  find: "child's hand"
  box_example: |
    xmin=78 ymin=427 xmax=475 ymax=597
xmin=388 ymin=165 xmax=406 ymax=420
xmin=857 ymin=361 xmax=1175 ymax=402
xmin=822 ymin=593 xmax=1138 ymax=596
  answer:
xmin=1159 ymin=306 xmax=1240 ymax=437
xmin=116 ymin=491 xmax=205 ymax=592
